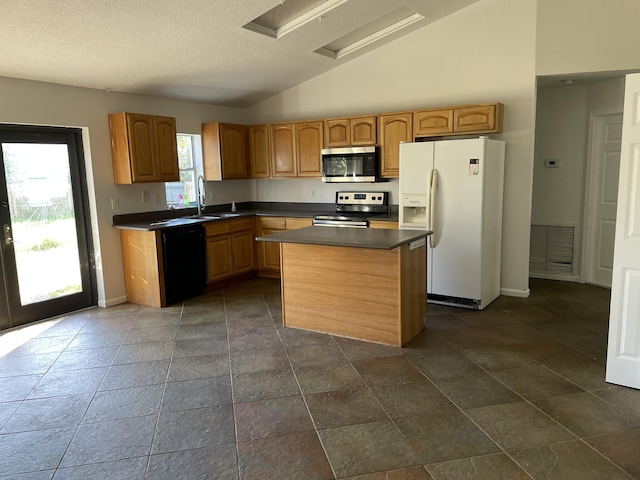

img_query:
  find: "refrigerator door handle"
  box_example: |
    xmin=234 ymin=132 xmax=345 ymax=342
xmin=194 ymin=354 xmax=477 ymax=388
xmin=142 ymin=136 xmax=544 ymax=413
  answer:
xmin=429 ymin=168 xmax=439 ymax=248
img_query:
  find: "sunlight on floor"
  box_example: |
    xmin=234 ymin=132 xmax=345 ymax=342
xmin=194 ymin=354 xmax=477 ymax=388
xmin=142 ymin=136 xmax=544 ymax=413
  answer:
xmin=0 ymin=319 xmax=60 ymax=357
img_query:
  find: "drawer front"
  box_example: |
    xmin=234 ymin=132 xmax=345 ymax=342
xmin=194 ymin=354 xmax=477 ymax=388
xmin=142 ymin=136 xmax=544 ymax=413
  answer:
xmin=286 ymin=217 xmax=312 ymax=229
xmin=259 ymin=217 xmax=286 ymax=230
xmin=206 ymin=217 xmax=253 ymax=237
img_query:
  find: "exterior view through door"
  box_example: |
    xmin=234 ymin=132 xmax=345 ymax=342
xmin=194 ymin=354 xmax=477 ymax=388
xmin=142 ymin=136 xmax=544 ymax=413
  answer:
xmin=0 ymin=125 xmax=96 ymax=330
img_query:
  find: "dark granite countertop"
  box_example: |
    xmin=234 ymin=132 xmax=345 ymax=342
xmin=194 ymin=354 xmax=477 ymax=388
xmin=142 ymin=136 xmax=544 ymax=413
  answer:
xmin=112 ymin=202 xmax=399 ymax=231
xmin=256 ymin=226 xmax=430 ymax=250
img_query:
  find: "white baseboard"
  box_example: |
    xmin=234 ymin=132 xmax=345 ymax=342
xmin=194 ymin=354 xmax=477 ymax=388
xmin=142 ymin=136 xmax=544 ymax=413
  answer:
xmin=500 ymin=288 xmax=531 ymax=298
xmin=99 ymin=295 xmax=128 ymax=308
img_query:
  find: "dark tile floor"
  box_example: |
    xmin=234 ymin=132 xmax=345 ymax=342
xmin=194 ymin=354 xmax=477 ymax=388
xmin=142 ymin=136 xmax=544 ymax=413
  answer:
xmin=0 ymin=277 xmax=638 ymax=479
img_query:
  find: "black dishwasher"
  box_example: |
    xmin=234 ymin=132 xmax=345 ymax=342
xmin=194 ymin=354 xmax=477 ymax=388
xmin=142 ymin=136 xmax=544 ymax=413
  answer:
xmin=161 ymin=224 xmax=206 ymax=305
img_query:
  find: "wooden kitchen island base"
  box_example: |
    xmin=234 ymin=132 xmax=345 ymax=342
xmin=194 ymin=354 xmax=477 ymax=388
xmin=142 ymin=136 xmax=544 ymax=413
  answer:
xmin=277 ymin=231 xmax=427 ymax=347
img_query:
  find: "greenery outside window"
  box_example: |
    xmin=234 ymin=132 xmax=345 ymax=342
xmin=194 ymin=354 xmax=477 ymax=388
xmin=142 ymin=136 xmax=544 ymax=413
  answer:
xmin=166 ymin=134 xmax=202 ymax=208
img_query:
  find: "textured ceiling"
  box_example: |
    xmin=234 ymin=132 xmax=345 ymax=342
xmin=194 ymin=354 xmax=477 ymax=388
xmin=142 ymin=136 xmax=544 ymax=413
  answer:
xmin=0 ymin=0 xmax=478 ymax=107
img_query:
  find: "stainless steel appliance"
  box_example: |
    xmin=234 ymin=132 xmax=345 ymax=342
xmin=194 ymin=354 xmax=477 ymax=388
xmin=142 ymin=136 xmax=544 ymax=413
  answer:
xmin=313 ymin=191 xmax=389 ymax=227
xmin=321 ymin=146 xmax=381 ymax=183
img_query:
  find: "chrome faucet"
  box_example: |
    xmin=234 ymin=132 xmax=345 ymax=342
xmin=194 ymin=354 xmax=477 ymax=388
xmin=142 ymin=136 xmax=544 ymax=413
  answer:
xmin=197 ymin=175 xmax=205 ymax=216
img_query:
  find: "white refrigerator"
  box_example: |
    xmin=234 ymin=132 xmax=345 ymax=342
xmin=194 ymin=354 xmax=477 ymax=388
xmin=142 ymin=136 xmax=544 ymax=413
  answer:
xmin=399 ymin=137 xmax=505 ymax=310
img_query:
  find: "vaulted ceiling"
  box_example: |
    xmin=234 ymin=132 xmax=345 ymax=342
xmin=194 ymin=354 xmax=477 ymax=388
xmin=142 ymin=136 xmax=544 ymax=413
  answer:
xmin=0 ymin=0 xmax=478 ymax=107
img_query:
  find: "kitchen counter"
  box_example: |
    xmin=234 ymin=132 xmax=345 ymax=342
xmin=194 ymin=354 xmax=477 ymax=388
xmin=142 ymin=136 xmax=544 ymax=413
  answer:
xmin=256 ymin=226 xmax=429 ymax=347
xmin=112 ymin=207 xmax=399 ymax=231
xmin=256 ymin=225 xmax=427 ymax=250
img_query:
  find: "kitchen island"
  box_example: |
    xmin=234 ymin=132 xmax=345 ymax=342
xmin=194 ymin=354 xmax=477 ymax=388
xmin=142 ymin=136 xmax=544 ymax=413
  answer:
xmin=256 ymin=226 xmax=430 ymax=347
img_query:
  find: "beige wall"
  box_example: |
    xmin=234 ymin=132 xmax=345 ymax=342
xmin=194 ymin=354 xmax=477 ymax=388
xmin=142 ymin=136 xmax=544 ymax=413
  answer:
xmin=537 ymin=0 xmax=640 ymax=76
xmin=246 ymin=0 xmax=538 ymax=297
xmin=0 ymin=76 xmax=245 ymax=306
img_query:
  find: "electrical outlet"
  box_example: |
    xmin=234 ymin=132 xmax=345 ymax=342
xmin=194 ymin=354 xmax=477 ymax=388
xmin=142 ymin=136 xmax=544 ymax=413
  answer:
xmin=110 ymin=197 xmax=118 ymax=210
xmin=209 ymin=192 xmax=217 ymax=201
xmin=265 ymin=190 xmax=270 ymax=200
xmin=141 ymin=191 xmax=149 ymax=202
xmin=310 ymin=189 xmax=316 ymax=198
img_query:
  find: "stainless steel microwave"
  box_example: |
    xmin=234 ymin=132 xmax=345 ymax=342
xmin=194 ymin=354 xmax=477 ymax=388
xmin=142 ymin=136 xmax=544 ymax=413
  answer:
xmin=321 ymin=146 xmax=381 ymax=183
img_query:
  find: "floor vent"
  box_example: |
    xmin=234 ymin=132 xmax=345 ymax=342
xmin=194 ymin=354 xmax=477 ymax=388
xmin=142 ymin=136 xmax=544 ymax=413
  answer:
xmin=530 ymin=225 xmax=575 ymax=275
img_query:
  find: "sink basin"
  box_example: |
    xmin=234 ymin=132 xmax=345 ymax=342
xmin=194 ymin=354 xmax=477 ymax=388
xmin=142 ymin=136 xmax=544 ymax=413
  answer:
xmin=184 ymin=215 xmax=221 ymax=221
xmin=216 ymin=213 xmax=241 ymax=218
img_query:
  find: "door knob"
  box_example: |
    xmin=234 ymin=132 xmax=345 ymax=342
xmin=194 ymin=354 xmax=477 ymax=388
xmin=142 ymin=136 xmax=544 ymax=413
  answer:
xmin=3 ymin=224 xmax=13 ymax=246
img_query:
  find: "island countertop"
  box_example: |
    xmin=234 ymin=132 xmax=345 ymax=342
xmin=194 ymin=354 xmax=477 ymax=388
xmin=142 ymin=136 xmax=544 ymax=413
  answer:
xmin=256 ymin=226 xmax=431 ymax=250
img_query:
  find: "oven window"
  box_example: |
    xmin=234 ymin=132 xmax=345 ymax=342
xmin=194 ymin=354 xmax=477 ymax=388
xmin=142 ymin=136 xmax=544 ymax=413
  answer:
xmin=323 ymin=156 xmax=364 ymax=176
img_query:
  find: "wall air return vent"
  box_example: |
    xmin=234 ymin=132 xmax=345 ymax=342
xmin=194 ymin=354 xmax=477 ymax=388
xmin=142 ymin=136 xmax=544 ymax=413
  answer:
xmin=315 ymin=6 xmax=424 ymax=60
xmin=530 ymin=225 xmax=576 ymax=277
xmin=243 ymin=0 xmax=348 ymax=39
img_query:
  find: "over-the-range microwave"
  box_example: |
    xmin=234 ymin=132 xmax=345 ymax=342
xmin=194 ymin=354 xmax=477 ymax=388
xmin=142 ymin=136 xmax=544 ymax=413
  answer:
xmin=321 ymin=146 xmax=384 ymax=183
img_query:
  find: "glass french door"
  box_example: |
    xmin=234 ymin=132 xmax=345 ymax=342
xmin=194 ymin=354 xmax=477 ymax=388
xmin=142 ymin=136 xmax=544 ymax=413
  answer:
xmin=0 ymin=125 xmax=96 ymax=330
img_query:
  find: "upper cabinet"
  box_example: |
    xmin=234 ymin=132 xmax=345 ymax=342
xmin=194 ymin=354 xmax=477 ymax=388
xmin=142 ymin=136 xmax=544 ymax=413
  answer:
xmin=248 ymin=124 xmax=271 ymax=178
xmin=296 ymin=122 xmax=323 ymax=177
xmin=414 ymin=103 xmax=503 ymax=138
xmin=378 ymin=112 xmax=413 ymax=178
xmin=413 ymin=108 xmax=454 ymax=137
xmin=109 ymin=112 xmax=179 ymax=184
xmin=453 ymin=103 xmax=503 ymax=134
xmin=202 ymin=122 xmax=249 ymax=180
xmin=324 ymin=115 xmax=376 ymax=148
xmin=270 ymin=121 xmax=323 ymax=177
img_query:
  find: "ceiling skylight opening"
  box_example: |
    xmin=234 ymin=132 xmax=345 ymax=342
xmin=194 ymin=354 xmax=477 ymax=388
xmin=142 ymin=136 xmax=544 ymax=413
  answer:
xmin=243 ymin=0 xmax=349 ymax=39
xmin=315 ymin=7 xmax=425 ymax=60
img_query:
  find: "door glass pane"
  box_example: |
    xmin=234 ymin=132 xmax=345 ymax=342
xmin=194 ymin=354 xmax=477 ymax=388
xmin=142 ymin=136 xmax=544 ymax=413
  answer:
xmin=2 ymin=143 xmax=82 ymax=305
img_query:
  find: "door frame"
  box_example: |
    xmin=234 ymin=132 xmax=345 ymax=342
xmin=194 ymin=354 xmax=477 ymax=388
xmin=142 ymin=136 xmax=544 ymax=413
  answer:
xmin=581 ymin=108 xmax=623 ymax=286
xmin=0 ymin=124 xmax=97 ymax=329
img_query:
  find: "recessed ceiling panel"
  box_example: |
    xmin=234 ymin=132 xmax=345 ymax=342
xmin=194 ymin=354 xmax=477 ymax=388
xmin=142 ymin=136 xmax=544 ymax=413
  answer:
xmin=315 ymin=6 xmax=424 ymax=59
xmin=244 ymin=0 xmax=349 ymax=39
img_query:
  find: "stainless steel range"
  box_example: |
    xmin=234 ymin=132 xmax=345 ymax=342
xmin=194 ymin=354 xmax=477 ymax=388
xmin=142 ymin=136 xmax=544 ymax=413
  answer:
xmin=312 ymin=191 xmax=389 ymax=227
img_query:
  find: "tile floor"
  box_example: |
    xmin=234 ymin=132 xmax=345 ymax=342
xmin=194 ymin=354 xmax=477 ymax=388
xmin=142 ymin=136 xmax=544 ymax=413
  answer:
xmin=0 ymin=278 xmax=638 ymax=479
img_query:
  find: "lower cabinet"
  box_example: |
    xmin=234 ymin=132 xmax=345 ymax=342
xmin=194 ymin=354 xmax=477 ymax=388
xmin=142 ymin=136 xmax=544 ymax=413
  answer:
xmin=205 ymin=218 xmax=255 ymax=283
xmin=257 ymin=216 xmax=312 ymax=277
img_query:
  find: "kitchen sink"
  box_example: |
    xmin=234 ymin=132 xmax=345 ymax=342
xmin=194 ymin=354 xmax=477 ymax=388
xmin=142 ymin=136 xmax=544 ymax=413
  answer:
xmin=184 ymin=215 xmax=221 ymax=221
xmin=215 ymin=213 xmax=241 ymax=218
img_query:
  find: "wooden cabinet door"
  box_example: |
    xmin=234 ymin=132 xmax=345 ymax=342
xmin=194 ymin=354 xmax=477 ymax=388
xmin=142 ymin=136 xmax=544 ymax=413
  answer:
xmin=220 ymin=123 xmax=248 ymax=179
xmin=153 ymin=115 xmax=180 ymax=182
xmin=258 ymin=228 xmax=282 ymax=272
xmin=232 ymin=231 xmax=255 ymax=273
xmin=351 ymin=116 xmax=377 ymax=145
xmin=378 ymin=112 xmax=413 ymax=178
xmin=248 ymin=124 xmax=271 ymax=178
xmin=296 ymin=122 xmax=323 ymax=177
xmin=270 ymin=123 xmax=296 ymax=177
xmin=454 ymin=104 xmax=501 ymax=133
xmin=324 ymin=118 xmax=350 ymax=148
xmin=414 ymin=108 xmax=454 ymax=137
xmin=206 ymin=235 xmax=232 ymax=283
xmin=126 ymin=113 xmax=157 ymax=182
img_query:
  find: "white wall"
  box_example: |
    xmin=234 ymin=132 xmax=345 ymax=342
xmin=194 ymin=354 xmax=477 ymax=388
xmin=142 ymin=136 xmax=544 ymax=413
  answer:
xmin=246 ymin=0 xmax=538 ymax=297
xmin=537 ymin=0 xmax=640 ymax=76
xmin=0 ymin=76 xmax=245 ymax=307
xmin=532 ymin=85 xmax=588 ymax=226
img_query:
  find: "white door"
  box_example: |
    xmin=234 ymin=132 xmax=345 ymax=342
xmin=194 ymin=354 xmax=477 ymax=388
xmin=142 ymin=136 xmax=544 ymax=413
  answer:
xmin=585 ymin=112 xmax=623 ymax=288
xmin=606 ymin=73 xmax=640 ymax=389
xmin=429 ymin=139 xmax=485 ymax=300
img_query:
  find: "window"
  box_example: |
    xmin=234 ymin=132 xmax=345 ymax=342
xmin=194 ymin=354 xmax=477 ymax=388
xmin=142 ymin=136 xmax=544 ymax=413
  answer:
xmin=165 ymin=134 xmax=202 ymax=208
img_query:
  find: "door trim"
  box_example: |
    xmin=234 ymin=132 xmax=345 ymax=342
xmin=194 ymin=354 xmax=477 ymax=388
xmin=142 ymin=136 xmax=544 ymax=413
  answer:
xmin=582 ymin=109 xmax=623 ymax=286
xmin=0 ymin=124 xmax=97 ymax=329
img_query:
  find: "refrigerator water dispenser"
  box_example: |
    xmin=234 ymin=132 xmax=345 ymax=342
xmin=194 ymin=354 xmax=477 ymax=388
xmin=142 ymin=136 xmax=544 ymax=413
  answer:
xmin=400 ymin=194 xmax=428 ymax=229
